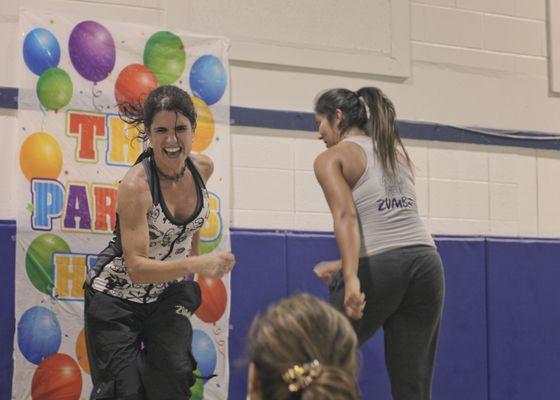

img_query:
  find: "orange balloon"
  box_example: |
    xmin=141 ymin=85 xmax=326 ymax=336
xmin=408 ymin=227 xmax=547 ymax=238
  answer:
xmin=192 ymin=97 xmax=215 ymax=153
xmin=20 ymin=132 xmax=63 ymax=181
xmin=195 ymin=276 xmax=227 ymax=324
xmin=115 ymin=63 xmax=158 ymax=115
xmin=75 ymin=328 xmax=90 ymax=374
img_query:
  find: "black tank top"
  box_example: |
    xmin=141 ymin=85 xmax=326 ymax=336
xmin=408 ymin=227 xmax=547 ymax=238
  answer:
xmin=86 ymin=156 xmax=210 ymax=303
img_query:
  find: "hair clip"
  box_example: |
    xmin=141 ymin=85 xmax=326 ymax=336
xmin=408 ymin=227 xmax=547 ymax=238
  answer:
xmin=358 ymin=96 xmax=371 ymax=119
xmin=282 ymin=360 xmax=322 ymax=393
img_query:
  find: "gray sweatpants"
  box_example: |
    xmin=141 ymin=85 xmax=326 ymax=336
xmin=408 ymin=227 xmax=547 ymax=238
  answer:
xmin=329 ymin=245 xmax=445 ymax=400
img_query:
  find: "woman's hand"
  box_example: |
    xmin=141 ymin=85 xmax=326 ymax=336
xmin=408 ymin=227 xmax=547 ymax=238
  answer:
xmin=344 ymin=275 xmax=365 ymax=320
xmin=313 ymin=260 xmax=342 ymax=284
xmin=195 ymin=252 xmax=236 ymax=278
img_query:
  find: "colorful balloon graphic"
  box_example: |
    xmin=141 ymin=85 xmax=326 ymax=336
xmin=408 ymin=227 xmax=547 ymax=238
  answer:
xmin=143 ymin=31 xmax=185 ymax=84
xmin=31 ymin=353 xmax=82 ymax=400
xmin=114 ymin=63 xmax=158 ymax=115
xmin=189 ymin=55 xmax=227 ymax=105
xmin=192 ymin=97 xmax=215 ymax=153
xmin=25 ymin=233 xmax=71 ymax=295
xmin=20 ymin=132 xmax=63 ymax=181
xmin=192 ymin=330 xmax=217 ymax=378
xmin=36 ymin=67 xmax=73 ymax=110
xmin=23 ymin=28 xmax=61 ymax=75
xmin=69 ymin=20 xmax=115 ymax=83
xmin=75 ymin=328 xmax=90 ymax=374
xmin=195 ymin=276 xmax=227 ymax=324
xmin=199 ymin=193 xmax=222 ymax=254
xmin=191 ymin=369 xmax=204 ymax=399
xmin=17 ymin=306 xmax=61 ymax=365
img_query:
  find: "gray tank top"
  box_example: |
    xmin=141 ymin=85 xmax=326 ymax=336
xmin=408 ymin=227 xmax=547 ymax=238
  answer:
xmin=343 ymin=135 xmax=434 ymax=257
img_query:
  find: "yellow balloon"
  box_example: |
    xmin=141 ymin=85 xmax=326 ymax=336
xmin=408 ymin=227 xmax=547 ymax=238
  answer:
xmin=192 ymin=97 xmax=215 ymax=153
xmin=201 ymin=193 xmax=221 ymax=241
xmin=201 ymin=210 xmax=220 ymax=241
xmin=20 ymin=132 xmax=63 ymax=181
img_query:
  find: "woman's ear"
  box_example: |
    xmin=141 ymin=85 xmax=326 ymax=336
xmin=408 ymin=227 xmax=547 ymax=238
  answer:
xmin=145 ymin=130 xmax=152 ymax=147
xmin=334 ymin=108 xmax=343 ymax=123
xmin=332 ymin=108 xmax=344 ymax=135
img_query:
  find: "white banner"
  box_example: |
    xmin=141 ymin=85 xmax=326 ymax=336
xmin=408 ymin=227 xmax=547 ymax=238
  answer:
xmin=14 ymin=9 xmax=230 ymax=400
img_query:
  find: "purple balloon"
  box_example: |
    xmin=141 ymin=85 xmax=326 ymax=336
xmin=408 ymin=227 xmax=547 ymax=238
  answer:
xmin=69 ymin=21 xmax=115 ymax=83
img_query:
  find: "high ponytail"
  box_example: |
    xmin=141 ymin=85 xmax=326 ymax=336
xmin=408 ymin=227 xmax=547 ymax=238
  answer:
xmin=356 ymin=87 xmax=412 ymax=176
xmin=314 ymin=86 xmax=412 ymax=176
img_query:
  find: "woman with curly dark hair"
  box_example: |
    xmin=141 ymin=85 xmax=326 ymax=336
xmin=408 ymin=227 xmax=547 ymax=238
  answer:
xmin=84 ymin=85 xmax=235 ymax=399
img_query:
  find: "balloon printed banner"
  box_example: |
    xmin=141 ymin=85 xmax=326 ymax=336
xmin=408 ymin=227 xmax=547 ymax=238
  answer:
xmin=15 ymin=9 xmax=231 ymax=400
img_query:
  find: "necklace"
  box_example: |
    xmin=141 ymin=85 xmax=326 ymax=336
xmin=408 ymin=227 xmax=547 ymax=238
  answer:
xmin=156 ymin=162 xmax=187 ymax=182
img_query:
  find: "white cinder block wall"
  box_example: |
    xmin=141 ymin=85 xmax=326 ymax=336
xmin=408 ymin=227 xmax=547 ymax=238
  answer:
xmin=1 ymin=0 xmax=559 ymax=237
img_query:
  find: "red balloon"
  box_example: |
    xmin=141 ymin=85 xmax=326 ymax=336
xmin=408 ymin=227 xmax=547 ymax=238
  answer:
xmin=114 ymin=63 xmax=157 ymax=114
xmin=31 ymin=353 xmax=82 ymax=400
xmin=195 ymin=276 xmax=228 ymax=324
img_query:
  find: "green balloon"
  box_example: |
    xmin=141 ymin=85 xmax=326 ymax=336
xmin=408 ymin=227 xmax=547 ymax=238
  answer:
xmin=191 ymin=369 xmax=204 ymax=400
xmin=25 ymin=233 xmax=71 ymax=295
xmin=36 ymin=67 xmax=73 ymax=110
xmin=144 ymin=31 xmax=186 ymax=85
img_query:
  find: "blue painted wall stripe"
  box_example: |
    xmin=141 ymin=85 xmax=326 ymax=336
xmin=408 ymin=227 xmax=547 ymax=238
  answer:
xmin=3 ymin=86 xmax=560 ymax=150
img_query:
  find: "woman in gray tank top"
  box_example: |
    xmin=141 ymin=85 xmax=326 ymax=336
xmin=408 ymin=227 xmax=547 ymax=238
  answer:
xmin=312 ymin=87 xmax=444 ymax=400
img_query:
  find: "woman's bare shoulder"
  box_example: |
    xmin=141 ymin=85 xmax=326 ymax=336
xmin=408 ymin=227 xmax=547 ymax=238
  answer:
xmin=117 ymin=163 xmax=152 ymax=213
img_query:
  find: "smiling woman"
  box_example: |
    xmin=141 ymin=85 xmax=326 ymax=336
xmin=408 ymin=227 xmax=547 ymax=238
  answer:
xmin=150 ymin=110 xmax=193 ymax=181
xmin=83 ymin=85 xmax=236 ymax=400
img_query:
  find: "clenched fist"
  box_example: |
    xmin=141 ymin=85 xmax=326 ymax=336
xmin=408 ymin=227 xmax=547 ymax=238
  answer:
xmin=196 ymin=252 xmax=236 ymax=278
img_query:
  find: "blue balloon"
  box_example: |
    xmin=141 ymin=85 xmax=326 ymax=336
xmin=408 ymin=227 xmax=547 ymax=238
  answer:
xmin=189 ymin=55 xmax=227 ymax=105
xmin=192 ymin=329 xmax=217 ymax=379
xmin=23 ymin=28 xmax=61 ymax=76
xmin=17 ymin=306 xmax=61 ymax=364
